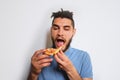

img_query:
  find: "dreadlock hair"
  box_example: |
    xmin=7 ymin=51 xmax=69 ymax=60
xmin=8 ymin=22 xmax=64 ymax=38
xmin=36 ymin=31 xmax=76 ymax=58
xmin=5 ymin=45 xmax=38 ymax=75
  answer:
xmin=51 ymin=8 xmax=75 ymax=28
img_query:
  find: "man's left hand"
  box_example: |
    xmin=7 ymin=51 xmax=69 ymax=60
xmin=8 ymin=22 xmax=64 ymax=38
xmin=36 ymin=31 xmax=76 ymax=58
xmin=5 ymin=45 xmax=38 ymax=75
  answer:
xmin=54 ymin=50 xmax=74 ymax=73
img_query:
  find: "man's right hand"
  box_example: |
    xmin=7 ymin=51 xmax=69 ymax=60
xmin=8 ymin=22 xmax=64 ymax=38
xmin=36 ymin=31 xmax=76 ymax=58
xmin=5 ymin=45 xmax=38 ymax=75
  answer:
xmin=28 ymin=49 xmax=53 ymax=80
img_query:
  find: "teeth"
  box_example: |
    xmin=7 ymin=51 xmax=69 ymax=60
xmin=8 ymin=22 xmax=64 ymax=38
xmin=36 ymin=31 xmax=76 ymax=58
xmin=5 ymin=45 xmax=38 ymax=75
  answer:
xmin=57 ymin=39 xmax=64 ymax=42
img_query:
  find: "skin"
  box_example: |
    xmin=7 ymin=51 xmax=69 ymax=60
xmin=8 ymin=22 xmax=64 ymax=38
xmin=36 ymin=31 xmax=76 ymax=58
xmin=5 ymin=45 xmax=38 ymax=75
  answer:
xmin=27 ymin=49 xmax=53 ymax=80
xmin=28 ymin=18 xmax=92 ymax=80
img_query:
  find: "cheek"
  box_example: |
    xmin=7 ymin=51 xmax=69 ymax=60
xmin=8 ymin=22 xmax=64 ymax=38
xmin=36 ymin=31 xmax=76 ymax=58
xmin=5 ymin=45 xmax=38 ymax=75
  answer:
xmin=66 ymin=31 xmax=73 ymax=36
xmin=51 ymin=31 xmax=57 ymax=39
xmin=65 ymin=32 xmax=73 ymax=41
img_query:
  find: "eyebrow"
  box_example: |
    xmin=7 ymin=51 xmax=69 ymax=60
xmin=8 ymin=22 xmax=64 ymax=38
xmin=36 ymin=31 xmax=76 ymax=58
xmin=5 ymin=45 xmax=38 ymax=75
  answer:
xmin=52 ymin=24 xmax=71 ymax=28
xmin=64 ymin=25 xmax=70 ymax=27
xmin=52 ymin=24 xmax=59 ymax=27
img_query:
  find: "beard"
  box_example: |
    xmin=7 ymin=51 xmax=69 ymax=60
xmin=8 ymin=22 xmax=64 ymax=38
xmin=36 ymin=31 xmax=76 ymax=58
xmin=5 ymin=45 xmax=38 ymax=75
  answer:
xmin=51 ymin=36 xmax=73 ymax=52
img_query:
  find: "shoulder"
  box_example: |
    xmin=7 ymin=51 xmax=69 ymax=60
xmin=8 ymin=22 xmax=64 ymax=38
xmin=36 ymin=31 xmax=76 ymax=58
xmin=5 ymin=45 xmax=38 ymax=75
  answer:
xmin=69 ymin=47 xmax=91 ymax=59
xmin=70 ymin=47 xmax=89 ymax=55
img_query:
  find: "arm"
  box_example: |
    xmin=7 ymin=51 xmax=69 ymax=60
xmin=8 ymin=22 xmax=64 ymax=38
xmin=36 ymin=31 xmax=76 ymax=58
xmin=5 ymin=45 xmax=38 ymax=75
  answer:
xmin=83 ymin=78 xmax=92 ymax=80
xmin=27 ymin=49 xmax=53 ymax=80
xmin=27 ymin=69 xmax=39 ymax=80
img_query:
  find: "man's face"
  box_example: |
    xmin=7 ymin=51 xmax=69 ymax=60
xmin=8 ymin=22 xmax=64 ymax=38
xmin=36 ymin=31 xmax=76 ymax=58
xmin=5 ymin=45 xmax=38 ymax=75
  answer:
xmin=51 ymin=18 xmax=76 ymax=51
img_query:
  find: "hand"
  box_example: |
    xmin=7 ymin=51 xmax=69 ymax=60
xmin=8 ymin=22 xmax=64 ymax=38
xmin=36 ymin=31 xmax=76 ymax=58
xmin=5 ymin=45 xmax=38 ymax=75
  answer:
xmin=54 ymin=50 xmax=74 ymax=73
xmin=54 ymin=51 xmax=83 ymax=80
xmin=31 ymin=49 xmax=53 ymax=75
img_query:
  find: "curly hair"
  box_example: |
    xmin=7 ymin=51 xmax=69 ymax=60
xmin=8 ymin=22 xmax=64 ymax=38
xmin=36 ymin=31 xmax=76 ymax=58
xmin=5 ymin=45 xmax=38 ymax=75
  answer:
xmin=51 ymin=8 xmax=75 ymax=28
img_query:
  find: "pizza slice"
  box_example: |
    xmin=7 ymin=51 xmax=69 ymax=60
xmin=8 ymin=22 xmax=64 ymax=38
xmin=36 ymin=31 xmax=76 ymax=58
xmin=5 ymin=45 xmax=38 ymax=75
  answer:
xmin=44 ymin=46 xmax=62 ymax=56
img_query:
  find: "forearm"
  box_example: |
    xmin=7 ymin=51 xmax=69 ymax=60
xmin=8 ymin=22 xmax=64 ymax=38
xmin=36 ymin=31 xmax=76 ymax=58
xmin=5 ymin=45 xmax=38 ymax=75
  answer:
xmin=27 ymin=71 xmax=39 ymax=80
xmin=66 ymin=67 xmax=82 ymax=80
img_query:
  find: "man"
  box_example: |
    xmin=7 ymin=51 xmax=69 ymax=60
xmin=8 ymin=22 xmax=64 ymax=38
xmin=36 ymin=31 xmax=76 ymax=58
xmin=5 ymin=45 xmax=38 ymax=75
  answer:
xmin=28 ymin=9 xmax=93 ymax=80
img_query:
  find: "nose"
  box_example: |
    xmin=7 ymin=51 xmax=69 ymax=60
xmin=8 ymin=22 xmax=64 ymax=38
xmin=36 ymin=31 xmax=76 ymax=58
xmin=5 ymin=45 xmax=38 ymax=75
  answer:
xmin=57 ymin=29 xmax=63 ymax=36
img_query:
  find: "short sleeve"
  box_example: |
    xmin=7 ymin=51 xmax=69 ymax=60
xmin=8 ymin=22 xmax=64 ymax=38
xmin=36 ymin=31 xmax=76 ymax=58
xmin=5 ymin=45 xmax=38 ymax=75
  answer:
xmin=80 ymin=52 xmax=93 ymax=78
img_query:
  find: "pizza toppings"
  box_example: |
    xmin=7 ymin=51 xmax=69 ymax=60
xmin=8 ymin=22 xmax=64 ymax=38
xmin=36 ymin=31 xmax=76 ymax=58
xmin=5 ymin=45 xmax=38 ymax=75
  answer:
xmin=44 ymin=46 xmax=62 ymax=56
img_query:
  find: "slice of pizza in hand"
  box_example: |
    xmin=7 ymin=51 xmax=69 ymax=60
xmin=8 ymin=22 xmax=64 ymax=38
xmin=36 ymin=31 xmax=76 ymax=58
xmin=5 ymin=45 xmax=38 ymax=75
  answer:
xmin=44 ymin=46 xmax=62 ymax=56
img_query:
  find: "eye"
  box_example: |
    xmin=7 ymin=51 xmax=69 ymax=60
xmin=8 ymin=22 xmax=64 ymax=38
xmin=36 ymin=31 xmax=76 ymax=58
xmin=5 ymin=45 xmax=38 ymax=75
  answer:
xmin=64 ymin=26 xmax=70 ymax=31
xmin=52 ymin=26 xmax=59 ymax=30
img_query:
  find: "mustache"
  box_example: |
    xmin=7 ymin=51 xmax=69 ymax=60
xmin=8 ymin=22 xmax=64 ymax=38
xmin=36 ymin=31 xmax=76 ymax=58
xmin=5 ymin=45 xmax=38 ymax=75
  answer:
xmin=55 ymin=36 xmax=66 ymax=41
xmin=51 ymin=36 xmax=73 ymax=51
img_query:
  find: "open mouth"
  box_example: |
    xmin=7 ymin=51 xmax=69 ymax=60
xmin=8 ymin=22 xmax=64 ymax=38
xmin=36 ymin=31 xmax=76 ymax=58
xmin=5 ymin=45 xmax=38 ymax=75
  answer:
xmin=55 ymin=38 xmax=65 ymax=47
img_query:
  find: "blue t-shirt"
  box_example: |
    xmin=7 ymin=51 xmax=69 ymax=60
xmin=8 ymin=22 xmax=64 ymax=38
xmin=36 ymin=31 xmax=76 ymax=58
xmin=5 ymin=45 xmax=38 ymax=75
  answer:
xmin=38 ymin=47 xmax=93 ymax=80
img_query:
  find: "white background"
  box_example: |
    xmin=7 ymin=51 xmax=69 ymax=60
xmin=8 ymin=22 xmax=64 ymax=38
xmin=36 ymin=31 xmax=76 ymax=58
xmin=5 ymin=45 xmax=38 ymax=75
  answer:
xmin=0 ymin=0 xmax=120 ymax=80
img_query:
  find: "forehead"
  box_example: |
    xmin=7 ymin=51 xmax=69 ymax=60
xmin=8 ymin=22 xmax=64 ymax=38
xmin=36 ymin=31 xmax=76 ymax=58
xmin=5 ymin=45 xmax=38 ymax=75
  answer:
xmin=53 ymin=18 xmax=72 ymax=26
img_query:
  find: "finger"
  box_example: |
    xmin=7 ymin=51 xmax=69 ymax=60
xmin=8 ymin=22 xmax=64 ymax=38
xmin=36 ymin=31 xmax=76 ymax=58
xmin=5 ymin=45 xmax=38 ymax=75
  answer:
xmin=59 ymin=50 xmax=64 ymax=54
xmin=57 ymin=51 xmax=67 ymax=61
xmin=59 ymin=64 xmax=64 ymax=70
xmin=32 ymin=62 xmax=51 ymax=71
xmin=37 ymin=54 xmax=50 ymax=61
xmin=31 ymin=58 xmax=52 ymax=70
xmin=40 ymin=63 xmax=51 ymax=68
xmin=32 ymin=49 xmax=46 ymax=61
xmin=54 ymin=54 xmax=63 ymax=64
xmin=33 ymin=49 xmax=45 ymax=57
xmin=37 ymin=58 xmax=53 ymax=64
